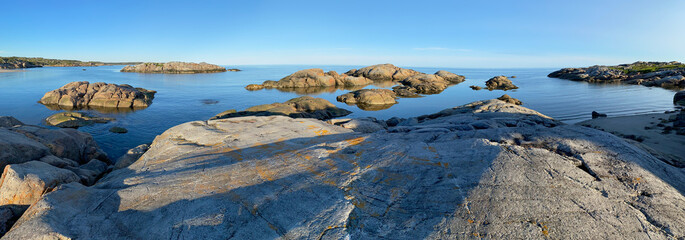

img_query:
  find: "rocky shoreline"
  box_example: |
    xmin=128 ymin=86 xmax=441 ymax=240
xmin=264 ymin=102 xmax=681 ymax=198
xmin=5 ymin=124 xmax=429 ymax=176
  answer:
xmin=0 ymin=56 xmax=141 ymax=69
xmin=549 ymin=61 xmax=685 ymax=89
xmin=2 ymin=97 xmax=684 ymax=238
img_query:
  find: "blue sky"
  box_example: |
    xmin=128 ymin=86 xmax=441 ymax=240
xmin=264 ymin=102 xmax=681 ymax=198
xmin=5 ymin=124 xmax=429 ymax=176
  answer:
xmin=1 ymin=0 xmax=684 ymax=68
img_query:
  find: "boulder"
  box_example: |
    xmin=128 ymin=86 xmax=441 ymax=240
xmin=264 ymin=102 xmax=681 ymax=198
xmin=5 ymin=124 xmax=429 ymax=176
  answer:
xmin=592 ymin=111 xmax=608 ymax=119
xmin=45 ymin=112 xmax=114 ymax=128
xmin=675 ymin=91 xmax=685 ymax=106
xmin=114 ymin=144 xmax=151 ymax=169
xmin=211 ymin=96 xmax=352 ymax=120
xmin=39 ymin=81 xmax=156 ymax=110
xmin=336 ymin=89 xmax=397 ymax=106
xmin=470 ymin=85 xmax=482 ymax=90
xmin=8 ymin=125 xmax=108 ymax=165
xmin=6 ymin=100 xmax=685 ymax=239
xmin=486 ymin=76 xmax=518 ymax=90
xmin=0 ymin=161 xmax=80 ymax=207
xmin=434 ymin=70 xmax=466 ymax=83
xmin=391 ymin=86 xmax=422 ymax=98
xmin=497 ymin=94 xmax=523 ymax=105
xmin=121 ymin=62 xmax=227 ymax=74
xmin=399 ymin=74 xmax=451 ymax=94
xmin=345 ymin=63 xmax=422 ymax=81
xmin=674 ymin=111 xmax=685 ymax=128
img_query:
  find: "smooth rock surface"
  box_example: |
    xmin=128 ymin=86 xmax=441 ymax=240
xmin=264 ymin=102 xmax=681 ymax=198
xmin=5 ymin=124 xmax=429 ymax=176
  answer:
xmin=6 ymin=99 xmax=685 ymax=239
xmin=211 ymin=96 xmax=352 ymax=120
xmin=0 ymin=117 xmax=22 ymax=128
xmin=121 ymin=62 xmax=227 ymax=74
xmin=39 ymin=81 xmax=156 ymax=110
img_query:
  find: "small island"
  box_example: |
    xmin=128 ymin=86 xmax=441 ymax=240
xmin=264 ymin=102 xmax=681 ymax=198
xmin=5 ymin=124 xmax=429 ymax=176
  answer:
xmin=120 ymin=62 xmax=232 ymax=74
xmin=549 ymin=61 xmax=685 ymax=89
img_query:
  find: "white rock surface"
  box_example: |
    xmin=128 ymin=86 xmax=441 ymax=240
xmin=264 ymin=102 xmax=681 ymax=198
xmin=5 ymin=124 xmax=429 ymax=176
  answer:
xmin=4 ymin=100 xmax=685 ymax=239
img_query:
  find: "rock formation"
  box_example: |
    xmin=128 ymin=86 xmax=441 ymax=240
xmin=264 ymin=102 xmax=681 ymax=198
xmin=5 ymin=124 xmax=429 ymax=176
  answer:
xmin=5 ymin=100 xmax=685 ymax=239
xmin=121 ymin=62 xmax=228 ymax=74
xmin=496 ymin=94 xmax=522 ymax=105
xmin=336 ymin=89 xmax=397 ymax=110
xmin=345 ymin=63 xmax=422 ymax=81
xmin=0 ymin=116 xmax=111 ymax=236
xmin=248 ymin=69 xmax=372 ymax=90
xmin=211 ymin=96 xmax=352 ymax=120
xmin=486 ymin=76 xmax=518 ymax=90
xmin=245 ymin=65 xmax=465 ymax=97
xmin=39 ymin=81 xmax=156 ymax=110
xmin=45 ymin=112 xmax=114 ymax=128
xmin=549 ymin=61 xmax=685 ymax=89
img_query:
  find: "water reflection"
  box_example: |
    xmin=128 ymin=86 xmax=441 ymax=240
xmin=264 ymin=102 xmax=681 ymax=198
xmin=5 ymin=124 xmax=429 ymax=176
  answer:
xmin=40 ymin=103 xmax=147 ymax=114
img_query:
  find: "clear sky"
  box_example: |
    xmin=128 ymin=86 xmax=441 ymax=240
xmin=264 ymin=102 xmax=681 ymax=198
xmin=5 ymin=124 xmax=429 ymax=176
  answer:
xmin=2 ymin=0 xmax=684 ymax=68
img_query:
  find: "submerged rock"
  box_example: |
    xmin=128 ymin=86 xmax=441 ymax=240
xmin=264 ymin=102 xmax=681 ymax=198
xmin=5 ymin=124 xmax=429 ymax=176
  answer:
xmin=109 ymin=126 xmax=128 ymax=134
xmin=5 ymin=99 xmax=685 ymax=239
xmin=39 ymin=81 xmax=156 ymax=110
xmin=121 ymin=62 xmax=228 ymax=74
xmin=469 ymin=85 xmax=482 ymax=90
xmin=486 ymin=76 xmax=518 ymax=90
xmin=497 ymin=94 xmax=523 ymax=105
xmin=45 ymin=112 xmax=114 ymax=128
xmin=211 ymin=96 xmax=352 ymax=120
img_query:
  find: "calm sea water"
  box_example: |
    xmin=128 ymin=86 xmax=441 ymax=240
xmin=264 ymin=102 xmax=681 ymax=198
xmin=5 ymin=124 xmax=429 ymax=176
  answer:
xmin=0 ymin=65 xmax=680 ymax=159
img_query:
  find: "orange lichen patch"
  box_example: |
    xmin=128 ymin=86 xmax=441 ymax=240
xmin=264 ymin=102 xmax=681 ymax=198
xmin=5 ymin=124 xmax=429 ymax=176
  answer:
xmin=307 ymin=125 xmax=318 ymax=129
xmin=354 ymin=150 xmax=364 ymax=157
xmin=351 ymin=198 xmax=367 ymax=209
xmin=315 ymin=129 xmax=331 ymax=136
xmin=344 ymin=137 xmax=367 ymax=146
xmin=541 ymin=224 xmax=549 ymax=237
xmin=255 ymin=162 xmax=276 ymax=181
xmin=467 ymin=219 xmax=474 ymax=224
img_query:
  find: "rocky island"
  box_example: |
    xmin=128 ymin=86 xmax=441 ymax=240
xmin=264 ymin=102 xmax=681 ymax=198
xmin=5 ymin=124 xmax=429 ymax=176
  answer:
xmin=548 ymin=61 xmax=685 ymax=89
xmin=2 ymin=98 xmax=684 ymax=239
xmin=120 ymin=62 xmax=230 ymax=74
xmin=39 ymin=81 xmax=156 ymax=110
xmin=246 ymin=64 xmax=466 ymax=97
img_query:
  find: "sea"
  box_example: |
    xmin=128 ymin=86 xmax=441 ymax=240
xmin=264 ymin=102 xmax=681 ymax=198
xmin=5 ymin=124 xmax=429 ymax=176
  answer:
xmin=0 ymin=65 xmax=680 ymax=159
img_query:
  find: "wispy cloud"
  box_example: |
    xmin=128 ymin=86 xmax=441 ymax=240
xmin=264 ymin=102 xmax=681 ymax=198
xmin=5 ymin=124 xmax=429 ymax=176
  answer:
xmin=413 ymin=47 xmax=471 ymax=52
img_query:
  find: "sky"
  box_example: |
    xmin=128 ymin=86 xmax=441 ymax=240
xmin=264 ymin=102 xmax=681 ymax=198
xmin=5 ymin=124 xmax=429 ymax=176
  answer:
xmin=1 ymin=0 xmax=684 ymax=68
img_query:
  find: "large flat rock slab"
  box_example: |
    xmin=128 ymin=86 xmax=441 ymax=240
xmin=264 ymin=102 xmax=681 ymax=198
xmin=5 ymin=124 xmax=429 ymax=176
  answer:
xmin=4 ymin=100 xmax=685 ymax=239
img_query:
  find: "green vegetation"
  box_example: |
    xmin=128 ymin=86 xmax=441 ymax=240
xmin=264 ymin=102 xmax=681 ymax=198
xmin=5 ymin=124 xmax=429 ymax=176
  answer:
xmin=0 ymin=56 xmax=141 ymax=67
xmin=609 ymin=62 xmax=685 ymax=74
